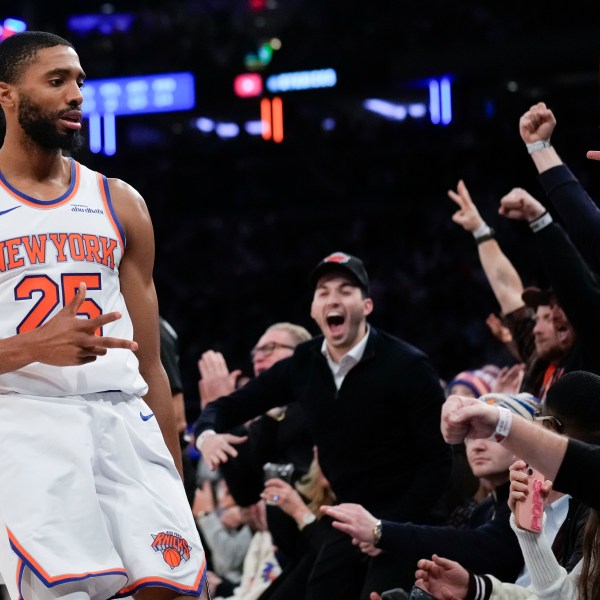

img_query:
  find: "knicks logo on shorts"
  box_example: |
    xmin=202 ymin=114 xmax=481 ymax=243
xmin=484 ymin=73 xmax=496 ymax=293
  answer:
xmin=151 ymin=530 xmax=191 ymax=570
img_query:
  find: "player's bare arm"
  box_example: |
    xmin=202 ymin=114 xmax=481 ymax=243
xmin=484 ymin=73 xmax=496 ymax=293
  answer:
xmin=109 ymin=177 xmax=184 ymax=476
xmin=0 ymin=283 xmax=138 ymax=375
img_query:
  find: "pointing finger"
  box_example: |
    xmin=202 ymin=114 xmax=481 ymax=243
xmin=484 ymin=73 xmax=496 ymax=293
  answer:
xmin=87 ymin=310 xmax=123 ymax=331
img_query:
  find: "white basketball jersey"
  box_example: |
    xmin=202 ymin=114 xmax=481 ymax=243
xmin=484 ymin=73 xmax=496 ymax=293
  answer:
xmin=0 ymin=158 xmax=148 ymax=397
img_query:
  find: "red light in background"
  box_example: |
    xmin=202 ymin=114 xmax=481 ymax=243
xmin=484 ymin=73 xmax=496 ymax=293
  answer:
xmin=234 ymin=73 xmax=263 ymax=98
xmin=249 ymin=0 xmax=266 ymax=10
xmin=260 ymin=97 xmax=283 ymax=143
xmin=272 ymin=96 xmax=283 ymax=143
xmin=261 ymin=98 xmax=272 ymax=140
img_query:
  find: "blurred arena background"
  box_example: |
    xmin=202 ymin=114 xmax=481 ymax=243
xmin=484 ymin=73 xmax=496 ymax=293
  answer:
xmin=4 ymin=2 xmax=599 ymax=420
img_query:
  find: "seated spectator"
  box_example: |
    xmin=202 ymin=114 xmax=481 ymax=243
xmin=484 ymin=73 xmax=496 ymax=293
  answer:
xmin=444 ymin=365 xmax=525 ymax=529
xmin=433 ymin=370 xmax=600 ymax=599
xmin=193 ymin=478 xmax=254 ymax=597
xmin=320 ymin=393 xmax=538 ymax=595
xmin=444 ymin=366 xmax=502 ymax=529
xmin=256 ymin=450 xmax=336 ymax=599
xmin=218 ymin=501 xmax=282 ymax=600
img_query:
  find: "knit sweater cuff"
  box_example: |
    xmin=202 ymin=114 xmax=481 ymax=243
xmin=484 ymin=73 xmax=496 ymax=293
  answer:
xmin=509 ymin=513 xmax=567 ymax=594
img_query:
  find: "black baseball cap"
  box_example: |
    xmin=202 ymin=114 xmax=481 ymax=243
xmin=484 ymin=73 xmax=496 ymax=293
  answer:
xmin=308 ymin=251 xmax=370 ymax=294
xmin=521 ymin=287 xmax=557 ymax=310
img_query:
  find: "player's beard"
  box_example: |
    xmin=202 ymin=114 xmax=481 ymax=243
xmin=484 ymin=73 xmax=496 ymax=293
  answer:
xmin=18 ymin=94 xmax=84 ymax=153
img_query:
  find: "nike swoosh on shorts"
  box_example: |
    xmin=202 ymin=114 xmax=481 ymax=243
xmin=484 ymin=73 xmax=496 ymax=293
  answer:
xmin=0 ymin=207 xmax=20 ymax=217
xmin=140 ymin=412 xmax=155 ymax=421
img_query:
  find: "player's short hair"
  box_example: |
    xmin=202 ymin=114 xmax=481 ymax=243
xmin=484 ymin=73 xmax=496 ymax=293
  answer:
xmin=0 ymin=31 xmax=74 ymax=84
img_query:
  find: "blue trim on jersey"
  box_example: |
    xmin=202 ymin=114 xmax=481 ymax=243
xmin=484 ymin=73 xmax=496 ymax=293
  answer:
xmin=0 ymin=159 xmax=77 ymax=206
xmin=101 ymin=175 xmax=127 ymax=248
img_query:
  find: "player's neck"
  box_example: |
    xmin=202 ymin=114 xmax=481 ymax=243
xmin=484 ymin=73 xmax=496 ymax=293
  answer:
xmin=0 ymin=134 xmax=68 ymax=185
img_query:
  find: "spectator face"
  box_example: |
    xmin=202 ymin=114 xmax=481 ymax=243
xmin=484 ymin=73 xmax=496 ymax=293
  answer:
xmin=533 ymin=305 xmax=571 ymax=360
xmin=251 ymin=329 xmax=296 ymax=375
xmin=310 ymin=272 xmax=373 ymax=354
xmin=551 ymin=305 xmax=575 ymax=354
xmin=465 ymin=437 xmax=513 ymax=486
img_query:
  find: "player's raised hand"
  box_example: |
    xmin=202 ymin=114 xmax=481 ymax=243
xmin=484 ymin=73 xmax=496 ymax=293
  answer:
xmin=31 ymin=282 xmax=138 ymax=366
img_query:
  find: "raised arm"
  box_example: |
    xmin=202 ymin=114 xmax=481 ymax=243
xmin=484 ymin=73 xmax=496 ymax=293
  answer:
xmin=448 ymin=180 xmax=525 ymax=314
xmin=110 ymin=177 xmax=183 ymax=475
xmin=519 ymin=102 xmax=562 ymax=173
xmin=520 ymin=102 xmax=600 ymax=274
xmin=441 ymin=395 xmax=567 ymax=482
xmin=499 ymin=187 xmax=600 ymax=372
xmin=198 ymin=350 xmax=241 ymax=409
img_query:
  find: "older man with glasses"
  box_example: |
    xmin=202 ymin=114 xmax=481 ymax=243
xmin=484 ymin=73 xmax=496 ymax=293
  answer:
xmin=196 ymin=322 xmax=316 ymax=574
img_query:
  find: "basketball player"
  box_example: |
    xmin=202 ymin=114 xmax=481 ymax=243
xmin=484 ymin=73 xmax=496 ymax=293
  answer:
xmin=0 ymin=32 xmax=208 ymax=600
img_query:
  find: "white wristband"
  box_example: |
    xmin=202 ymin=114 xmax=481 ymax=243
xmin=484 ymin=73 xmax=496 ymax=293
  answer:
xmin=526 ymin=140 xmax=551 ymax=154
xmin=472 ymin=223 xmax=490 ymax=239
xmin=490 ymin=406 xmax=512 ymax=443
xmin=196 ymin=430 xmax=216 ymax=451
xmin=529 ymin=211 xmax=553 ymax=233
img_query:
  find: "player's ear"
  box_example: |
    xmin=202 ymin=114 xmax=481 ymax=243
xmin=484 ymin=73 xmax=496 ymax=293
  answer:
xmin=0 ymin=82 xmax=16 ymax=111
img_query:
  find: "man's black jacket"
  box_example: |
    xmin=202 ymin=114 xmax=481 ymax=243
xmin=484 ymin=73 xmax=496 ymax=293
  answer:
xmin=195 ymin=327 xmax=452 ymax=521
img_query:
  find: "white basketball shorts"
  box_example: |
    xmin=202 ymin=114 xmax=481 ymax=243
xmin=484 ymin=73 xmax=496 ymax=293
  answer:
xmin=0 ymin=391 xmax=208 ymax=600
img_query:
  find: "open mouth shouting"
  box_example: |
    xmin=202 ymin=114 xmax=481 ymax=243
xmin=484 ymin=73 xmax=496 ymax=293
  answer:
xmin=326 ymin=312 xmax=346 ymax=337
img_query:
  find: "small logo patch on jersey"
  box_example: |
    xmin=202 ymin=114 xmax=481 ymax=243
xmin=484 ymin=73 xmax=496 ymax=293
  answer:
xmin=151 ymin=531 xmax=191 ymax=570
xmin=140 ymin=411 xmax=155 ymax=421
xmin=0 ymin=206 xmax=20 ymax=217
xmin=71 ymin=203 xmax=104 ymax=214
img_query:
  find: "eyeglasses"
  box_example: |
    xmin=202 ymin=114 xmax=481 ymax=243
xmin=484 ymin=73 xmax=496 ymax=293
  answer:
xmin=533 ymin=412 xmax=563 ymax=433
xmin=251 ymin=342 xmax=295 ymax=360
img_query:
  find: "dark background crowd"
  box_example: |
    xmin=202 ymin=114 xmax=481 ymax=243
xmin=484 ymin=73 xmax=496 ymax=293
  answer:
xmin=8 ymin=0 xmax=600 ymax=422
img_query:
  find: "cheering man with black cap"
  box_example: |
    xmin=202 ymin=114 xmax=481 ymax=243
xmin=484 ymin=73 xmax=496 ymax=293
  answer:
xmin=194 ymin=251 xmax=452 ymax=600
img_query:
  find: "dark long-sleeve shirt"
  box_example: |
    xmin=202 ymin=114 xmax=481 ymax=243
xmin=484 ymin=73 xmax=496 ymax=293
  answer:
xmin=538 ymin=164 xmax=600 ymax=276
xmin=534 ymin=222 xmax=600 ymax=375
xmin=555 ymin=438 xmax=600 ymax=512
xmin=377 ymin=482 xmax=524 ymax=584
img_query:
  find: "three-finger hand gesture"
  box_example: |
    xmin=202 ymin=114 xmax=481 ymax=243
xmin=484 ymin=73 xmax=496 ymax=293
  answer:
xmin=31 ymin=282 xmax=138 ymax=366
